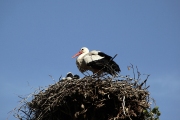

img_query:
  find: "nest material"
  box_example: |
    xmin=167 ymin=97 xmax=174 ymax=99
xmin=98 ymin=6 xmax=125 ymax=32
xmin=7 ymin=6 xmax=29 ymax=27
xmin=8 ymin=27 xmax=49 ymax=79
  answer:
xmin=22 ymin=75 xmax=150 ymax=120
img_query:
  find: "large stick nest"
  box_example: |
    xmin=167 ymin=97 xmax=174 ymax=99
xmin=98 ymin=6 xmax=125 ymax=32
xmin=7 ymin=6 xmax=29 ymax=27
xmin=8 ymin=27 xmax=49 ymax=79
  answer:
xmin=14 ymin=74 xmax=151 ymax=120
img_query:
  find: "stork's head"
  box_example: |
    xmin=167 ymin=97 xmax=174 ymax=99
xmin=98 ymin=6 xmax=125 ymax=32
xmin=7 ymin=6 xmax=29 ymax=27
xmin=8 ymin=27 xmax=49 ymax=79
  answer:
xmin=72 ymin=47 xmax=89 ymax=58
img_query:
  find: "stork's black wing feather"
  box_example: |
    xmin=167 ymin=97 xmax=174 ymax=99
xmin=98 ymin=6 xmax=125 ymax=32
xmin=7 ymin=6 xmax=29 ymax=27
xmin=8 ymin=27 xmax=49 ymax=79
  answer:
xmin=87 ymin=52 xmax=121 ymax=75
xmin=98 ymin=52 xmax=112 ymax=60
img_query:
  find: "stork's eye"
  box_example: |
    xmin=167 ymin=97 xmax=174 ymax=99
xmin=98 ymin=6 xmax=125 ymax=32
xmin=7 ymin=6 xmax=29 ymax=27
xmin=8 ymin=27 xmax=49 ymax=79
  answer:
xmin=81 ymin=49 xmax=84 ymax=50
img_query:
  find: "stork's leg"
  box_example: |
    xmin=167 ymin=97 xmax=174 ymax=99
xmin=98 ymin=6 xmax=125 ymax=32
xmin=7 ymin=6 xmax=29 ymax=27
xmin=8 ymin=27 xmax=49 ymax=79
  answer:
xmin=92 ymin=71 xmax=102 ymax=80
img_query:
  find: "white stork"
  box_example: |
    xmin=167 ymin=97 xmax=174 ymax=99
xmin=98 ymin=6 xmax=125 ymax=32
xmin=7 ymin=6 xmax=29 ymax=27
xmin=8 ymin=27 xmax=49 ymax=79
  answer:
xmin=72 ymin=47 xmax=120 ymax=76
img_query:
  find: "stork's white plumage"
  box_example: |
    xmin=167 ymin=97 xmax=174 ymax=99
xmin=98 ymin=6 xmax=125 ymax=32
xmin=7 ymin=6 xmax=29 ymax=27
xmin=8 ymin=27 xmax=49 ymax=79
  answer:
xmin=72 ymin=47 xmax=120 ymax=76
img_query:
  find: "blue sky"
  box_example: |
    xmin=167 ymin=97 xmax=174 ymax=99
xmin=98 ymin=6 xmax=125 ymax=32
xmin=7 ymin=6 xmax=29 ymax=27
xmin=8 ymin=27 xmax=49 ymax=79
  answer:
xmin=0 ymin=0 xmax=180 ymax=119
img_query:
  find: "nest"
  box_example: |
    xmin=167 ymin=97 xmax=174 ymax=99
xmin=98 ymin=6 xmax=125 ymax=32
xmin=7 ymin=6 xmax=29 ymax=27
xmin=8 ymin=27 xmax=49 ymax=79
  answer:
xmin=13 ymin=73 xmax=152 ymax=120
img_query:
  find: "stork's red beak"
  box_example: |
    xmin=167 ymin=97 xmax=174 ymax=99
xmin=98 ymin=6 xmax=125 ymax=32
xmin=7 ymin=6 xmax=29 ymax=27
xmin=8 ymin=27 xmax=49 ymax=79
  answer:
xmin=72 ymin=51 xmax=82 ymax=58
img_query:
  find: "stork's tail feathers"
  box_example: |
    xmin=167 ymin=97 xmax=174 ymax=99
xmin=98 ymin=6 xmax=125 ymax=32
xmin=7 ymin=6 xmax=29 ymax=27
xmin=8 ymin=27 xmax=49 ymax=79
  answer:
xmin=104 ymin=62 xmax=120 ymax=76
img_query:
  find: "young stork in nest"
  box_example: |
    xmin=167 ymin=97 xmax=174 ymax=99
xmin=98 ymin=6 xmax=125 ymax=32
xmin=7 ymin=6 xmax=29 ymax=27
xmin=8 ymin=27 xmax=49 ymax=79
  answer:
xmin=72 ymin=47 xmax=120 ymax=76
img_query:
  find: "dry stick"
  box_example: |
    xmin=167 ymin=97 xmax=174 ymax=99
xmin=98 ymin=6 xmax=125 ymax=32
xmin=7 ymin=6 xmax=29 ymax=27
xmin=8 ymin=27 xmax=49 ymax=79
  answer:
xmin=19 ymin=110 xmax=31 ymax=119
xmin=139 ymin=79 xmax=147 ymax=88
xmin=49 ymin=74 xmax=56 ymax=83
xmin=59 ymin=75 xmax=62 ymax=81
xmin=130 ymin=63 xmax=136 ymax=80
xmin=83 ymin=70 xmax=90 ymax=76
xmin=136 ymin=66 xmax=141 ymax=80
xmin=122 ymin=96 xmax=127 ymax=116
xmin=9 ymin=93 xmax=35 ymax=120
xmin=144 ymin=74 xmax=150 ymax=88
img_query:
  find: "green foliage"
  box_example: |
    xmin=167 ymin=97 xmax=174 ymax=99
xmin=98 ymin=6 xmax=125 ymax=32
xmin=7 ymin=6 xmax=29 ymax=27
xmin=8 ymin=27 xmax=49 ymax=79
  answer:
xmin=143 ymin=106 xmax=161 ymax=120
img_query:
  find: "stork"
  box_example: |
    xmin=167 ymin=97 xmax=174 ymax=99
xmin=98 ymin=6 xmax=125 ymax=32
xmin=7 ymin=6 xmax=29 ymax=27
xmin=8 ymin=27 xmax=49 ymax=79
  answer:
xmin=61 ymin=72 xmax=80 ymax=80
xmin=72 ymin=47 xmax=120 ymax=76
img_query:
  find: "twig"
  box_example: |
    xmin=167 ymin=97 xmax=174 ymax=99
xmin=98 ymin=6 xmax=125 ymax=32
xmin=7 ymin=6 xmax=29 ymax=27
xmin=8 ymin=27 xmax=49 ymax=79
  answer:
xmin=130 ymin=63 xmax=135 ymax=80
xmin=122 ymin=96 xmax=127 ymax=116
xmin=49 ymin=74 xmax=56 ymax=83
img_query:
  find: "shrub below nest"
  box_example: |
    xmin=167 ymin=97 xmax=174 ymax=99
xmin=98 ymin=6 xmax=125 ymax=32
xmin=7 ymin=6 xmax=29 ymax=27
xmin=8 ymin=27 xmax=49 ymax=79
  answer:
xmin=12 ymin=73 xmax=160 ymax=120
